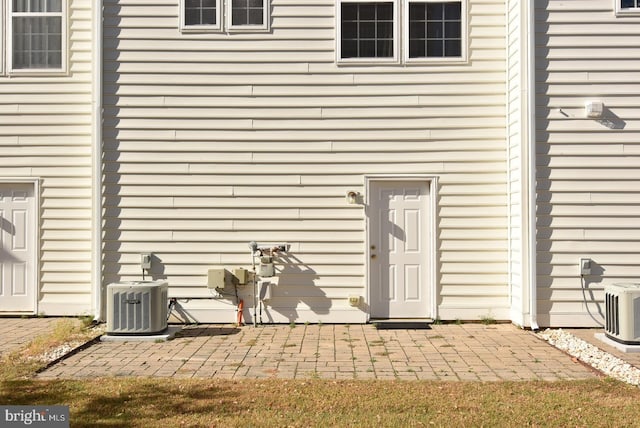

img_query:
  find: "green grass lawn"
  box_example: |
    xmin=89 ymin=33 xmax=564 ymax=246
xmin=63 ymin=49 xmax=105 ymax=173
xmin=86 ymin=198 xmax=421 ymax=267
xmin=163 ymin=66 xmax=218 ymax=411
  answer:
xmin=2 ymin=320 xmax=640 ymax=427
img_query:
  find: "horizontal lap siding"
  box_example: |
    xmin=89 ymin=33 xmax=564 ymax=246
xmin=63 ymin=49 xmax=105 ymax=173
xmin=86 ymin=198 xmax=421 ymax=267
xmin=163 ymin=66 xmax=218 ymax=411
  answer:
xmin=0 ymin=0 xmax=94 ymax=314
xmin=103 ymin=0 xmax=508 ymax=323
xmin=536 ymin=0 xmax=640 ymax=326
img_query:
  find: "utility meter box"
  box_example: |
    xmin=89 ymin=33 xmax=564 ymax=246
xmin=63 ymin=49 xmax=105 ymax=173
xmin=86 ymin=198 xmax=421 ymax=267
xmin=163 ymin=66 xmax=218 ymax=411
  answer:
xmin=258 ymin=256 xmax=275 ymax=277
xmin=232 ymin=267 xmax=249 ymax=285
xmin=208 ymin=268 xmax=231 ymax=289
xmin=258 ymin=263 xmax=274 ymax=277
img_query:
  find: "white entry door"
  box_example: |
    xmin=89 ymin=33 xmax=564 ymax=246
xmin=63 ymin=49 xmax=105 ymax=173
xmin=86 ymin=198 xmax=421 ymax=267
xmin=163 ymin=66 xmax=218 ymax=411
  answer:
xmin=0 ymin=183 xmax=36 ymax=312
xmin=369 ymin=180 xmax=431 ymax=319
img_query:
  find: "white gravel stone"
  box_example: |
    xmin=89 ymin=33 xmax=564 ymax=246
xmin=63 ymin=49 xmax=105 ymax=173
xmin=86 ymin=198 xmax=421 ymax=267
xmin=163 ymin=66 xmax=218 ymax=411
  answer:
xmin=538 ymin=329 xmax=640 ymax=386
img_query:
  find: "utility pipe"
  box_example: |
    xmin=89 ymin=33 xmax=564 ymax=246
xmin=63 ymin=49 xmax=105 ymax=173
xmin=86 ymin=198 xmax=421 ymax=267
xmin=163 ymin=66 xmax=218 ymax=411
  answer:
xmin=92 ymin=1 xmax=104 ymax=322
xmin=527 ymin=0 xmax=539 ymax=330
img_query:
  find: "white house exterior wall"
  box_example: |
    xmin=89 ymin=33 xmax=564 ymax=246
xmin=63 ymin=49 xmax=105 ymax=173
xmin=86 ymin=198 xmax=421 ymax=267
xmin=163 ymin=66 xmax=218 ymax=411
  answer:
xmin=535 ymin=0 xmax=640 ymax=326
xmin=102 ymin=0 xmax=511 ymax=324
xmin=0 ymin=0 xmax=95 ymax=315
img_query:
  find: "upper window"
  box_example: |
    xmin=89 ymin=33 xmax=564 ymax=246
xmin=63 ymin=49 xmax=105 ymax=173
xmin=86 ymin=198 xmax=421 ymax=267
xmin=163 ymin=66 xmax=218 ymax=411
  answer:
xmin=10 ymin=0 xmax=66 ymax=72
xmin=338 ymin=1 xmax=398 ymax=62
xmin=228 ymin=0 xmax=269 ymax=31
xmin=181 ymin=0 xmax=221 ymax=31
xmin=407 ymin=1 xmax=462 ymax=59
xmin=617 ymin=0 xmax=640 ymax=14
xmin=337 ymin=0 xmax=465 ymax=64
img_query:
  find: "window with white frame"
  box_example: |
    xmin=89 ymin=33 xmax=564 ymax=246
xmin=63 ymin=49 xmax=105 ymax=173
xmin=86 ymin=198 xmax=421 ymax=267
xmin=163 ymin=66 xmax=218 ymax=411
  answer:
xmin=228 ymin=0 xmax=269 ymax=31
xmin=338 ymin=1 xmax=397 ymax=61
xmin=617 ymin=0 xmax=640 ymax=14
xmin=182 ymin=0 xmax=221 ymax=30
xmin=407 ymin=1 xmax=462 ymax=59
xmin=337 ymin=0 xmax=465 ymax=63
xmin=10 ymin=0 xmax=65 ymax=71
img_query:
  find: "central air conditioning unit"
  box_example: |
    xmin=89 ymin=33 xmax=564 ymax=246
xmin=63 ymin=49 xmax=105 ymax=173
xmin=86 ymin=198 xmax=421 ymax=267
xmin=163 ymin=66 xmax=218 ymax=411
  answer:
xmin=604 ymin=283 xmax=640 ymax=345
xmin=106 ymin=280 xmax=169 ymax=335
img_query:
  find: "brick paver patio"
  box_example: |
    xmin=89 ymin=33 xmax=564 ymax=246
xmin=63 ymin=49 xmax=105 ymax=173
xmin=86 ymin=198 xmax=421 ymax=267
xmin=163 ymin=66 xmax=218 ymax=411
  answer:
xmin=36 ymin=323 xmax=597 ymax=381
xmin=0 ymin=317 xmax=61 ymax=356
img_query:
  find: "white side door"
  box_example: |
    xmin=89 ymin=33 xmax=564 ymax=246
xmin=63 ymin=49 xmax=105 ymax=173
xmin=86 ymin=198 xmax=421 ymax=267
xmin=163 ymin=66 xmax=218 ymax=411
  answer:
xmin=0 ymin=183 xmax=36 ymax=312
xmin=369 ymin=180 xmax=431 ymax=319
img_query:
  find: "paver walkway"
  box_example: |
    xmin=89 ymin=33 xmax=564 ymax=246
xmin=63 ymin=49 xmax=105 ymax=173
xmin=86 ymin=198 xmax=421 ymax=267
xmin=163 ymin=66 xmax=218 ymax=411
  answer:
xmin=37 ymin=323 xmax=596 ymax=381
xmin=0 ymin=317 xmax=61 ymax=356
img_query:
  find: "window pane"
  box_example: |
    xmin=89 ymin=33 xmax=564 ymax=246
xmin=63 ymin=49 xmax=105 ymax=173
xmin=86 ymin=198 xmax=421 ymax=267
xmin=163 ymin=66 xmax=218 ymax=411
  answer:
xmin=13 ymin=0 xmax=28 ymax=12
xmin=377 ymin=21 xmax=393 ymax=38
xmin=231 ymin=0 xmax=264 ymax=26
xmin=426 ymin=22 xmax=443 ymax=38
xmin=46 ymin=0 xmax=61 ymax=12
xmin=426 ymin=3 xmax=443 ymax=20
xmin=340 ymin=2 xmax=394 ymax=59
xmin=342 ymin=4 xmax=358 ymax=21
xmin=426 ymin=39 xmax=443 ymax=57
xmin=621 ymin=0 xmax=636 ymax=7
xmin=360 ymin=40 xmax=376 ymax=57
xmin=444 ymin=39 xmax=461 ymax=57
xmin=409 ymin=40 xmax=425 ymax=58
xmin=360 ymin=22 xmax=376 ymax=38
xmin=376 ymin=39 xmax=392 ymax=57
xmin=410 ymin=21 xmax=425 ymax=38
xmin=13 ymin=16 xmax=62 ymax=69
xmin=185 ymin=9 xmax=198 ymax=25
xmin=342 ymin=39 xmax=358 ymax=58
xmin=444 ymin=2 xmax=461 ymax=19
xmin=409 ymin=1 xmax=462 ymax=58
xmin=445 ymin=21 xmax=460 ymax=38
xmin=232 ymin=8 xmax=246 ymax=25
xmin=185 ymin=0 xmax=217 ymax=26
xmin=377 ymin=3 xmax=393 ymax=19
xmin=248 ymin=9 xmax=263 ymax=25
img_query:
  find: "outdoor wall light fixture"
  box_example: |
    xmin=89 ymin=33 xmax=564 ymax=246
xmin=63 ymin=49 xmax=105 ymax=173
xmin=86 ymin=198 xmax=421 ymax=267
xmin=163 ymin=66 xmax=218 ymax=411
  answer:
xmin=346 ymin=191 xmax=360 ymax=204
xmin=585 ymin=100 xmax=604 ymax=118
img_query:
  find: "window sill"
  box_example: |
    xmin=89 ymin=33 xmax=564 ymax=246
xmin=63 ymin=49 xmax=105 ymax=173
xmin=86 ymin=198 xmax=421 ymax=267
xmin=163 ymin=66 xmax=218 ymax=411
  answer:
xmin=180 ymin=26 xmax=223 ymax=33
xmin=615 ymin=8 xmax=640 ymax=16
xmin=7 ymin=68 xmax=68 ymax=77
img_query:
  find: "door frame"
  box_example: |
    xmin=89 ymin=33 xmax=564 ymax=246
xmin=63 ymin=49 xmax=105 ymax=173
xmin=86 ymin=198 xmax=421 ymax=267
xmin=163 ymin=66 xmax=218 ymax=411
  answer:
xmin=365 ymin=175 xmax=438 ymax=321
xmin=0 ymin=177 xmax=40 ymax=314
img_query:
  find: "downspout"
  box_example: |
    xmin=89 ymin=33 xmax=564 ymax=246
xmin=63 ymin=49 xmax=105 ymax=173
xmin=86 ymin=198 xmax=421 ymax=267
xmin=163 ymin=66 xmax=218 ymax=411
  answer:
xmin=527 ymin=0 xmax=539 ymax=330
xmin=92 ymin=1 xmax=103 ymax=321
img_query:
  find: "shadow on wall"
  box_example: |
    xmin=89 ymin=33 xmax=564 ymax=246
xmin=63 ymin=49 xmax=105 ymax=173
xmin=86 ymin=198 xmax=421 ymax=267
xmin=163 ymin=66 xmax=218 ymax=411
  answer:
xmin=262 ymin=253 xmax=331 ymax=323
xmin=102 ymin=212 xmax=168 ymax=285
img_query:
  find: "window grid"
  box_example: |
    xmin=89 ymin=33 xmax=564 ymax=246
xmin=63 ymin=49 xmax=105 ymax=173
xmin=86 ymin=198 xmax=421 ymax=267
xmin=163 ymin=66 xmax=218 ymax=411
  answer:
xmin=408 ymin=2 xmax=461 ymax=58
xmin=231 ymin=0 xmax=264 ymax=27
xmin=11 ymin=0 xmax=64 ymax=71
xmin=341 ymin=2 xmax=395 ymax=59
xmin=184 ymin=0 xmax=218 ymax=27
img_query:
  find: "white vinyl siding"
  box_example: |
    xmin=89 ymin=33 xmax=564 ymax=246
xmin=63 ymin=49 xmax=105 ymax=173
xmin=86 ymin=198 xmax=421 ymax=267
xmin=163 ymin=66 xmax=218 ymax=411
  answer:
xmin=0 ymin=0 xmax=93 ymax=314
xmin=535 ymin=0 xmax=640 ymax=326
xmin=103 ymin=0 xmax=508 ymax=324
